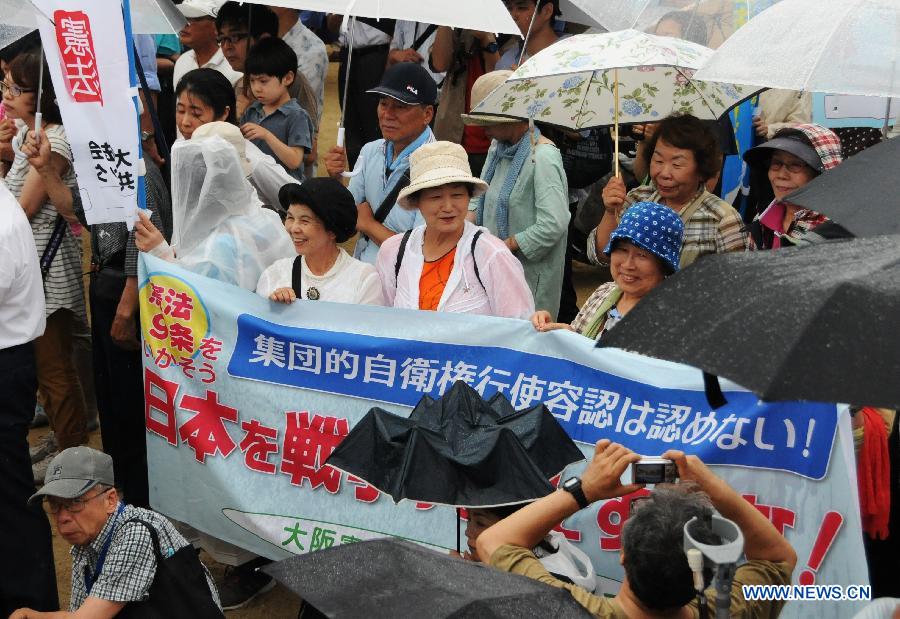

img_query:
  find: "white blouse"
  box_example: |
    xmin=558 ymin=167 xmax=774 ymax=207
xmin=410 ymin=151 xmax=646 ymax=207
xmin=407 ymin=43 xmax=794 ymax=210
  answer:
xmin=255 ymin=248 xmax=384 ymax=306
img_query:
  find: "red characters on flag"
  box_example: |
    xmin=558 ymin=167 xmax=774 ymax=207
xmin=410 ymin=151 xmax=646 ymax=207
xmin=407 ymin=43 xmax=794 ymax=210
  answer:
xmin=53 ymin=11 xmax=103 ymax=104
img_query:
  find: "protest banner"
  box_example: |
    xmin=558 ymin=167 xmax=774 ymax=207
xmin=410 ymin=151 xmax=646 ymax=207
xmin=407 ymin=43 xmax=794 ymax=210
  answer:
xmin=140 ymin=255 xmax=868 ymax=617
xmin=34 ymin=0 xmax=143 ymax=226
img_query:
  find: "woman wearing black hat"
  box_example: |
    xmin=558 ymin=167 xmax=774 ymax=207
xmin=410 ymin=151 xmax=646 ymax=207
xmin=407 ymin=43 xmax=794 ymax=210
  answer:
xmin=255 ymin=178 xmax=384 ymax=305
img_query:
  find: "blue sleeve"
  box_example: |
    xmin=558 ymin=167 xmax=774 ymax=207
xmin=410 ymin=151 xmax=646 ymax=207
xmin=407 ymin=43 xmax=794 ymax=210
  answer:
xmin=134 ymin=35 xmax=160 ymax=91
xmin=286 ymin=107 xmax=313 ymax=151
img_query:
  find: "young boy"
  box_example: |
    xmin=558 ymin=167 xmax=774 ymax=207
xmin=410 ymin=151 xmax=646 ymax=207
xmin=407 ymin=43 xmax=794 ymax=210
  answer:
xmin=239 ymin=37 xmax=313 ymax=182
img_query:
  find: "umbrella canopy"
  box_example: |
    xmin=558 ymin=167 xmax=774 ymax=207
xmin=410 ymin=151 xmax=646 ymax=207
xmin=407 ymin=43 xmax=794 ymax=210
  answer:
xmin=258 ymin=0 xmax=520 ymax=35
xmin=2 ymin=0 xmax=187 ymax=37
xmin=694 ymin=0 xmax=900 ymax=98
xmin=786 ymin=136 xmax=900 ymax=238
xmin=583 ymin=0 xmax=782 ymax=48
xmin=597 ymin=236 xmax=900 ymax=409
xmin=325 ymin=381 xmax=585 ymax=508
xmin=470 ymin=30 xmax=756 ymax=130
xmin=262 ymin=538 xmax=592 ymax=619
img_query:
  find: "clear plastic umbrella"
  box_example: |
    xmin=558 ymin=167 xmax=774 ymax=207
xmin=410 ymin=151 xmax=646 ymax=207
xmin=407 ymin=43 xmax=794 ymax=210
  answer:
xmin=1 ymin=0 xmax=186 ymax=38
xmin=695 ymin=0 xmax=900 ymax=98
xmin=580 ymin=0 xmax=782 ymax=49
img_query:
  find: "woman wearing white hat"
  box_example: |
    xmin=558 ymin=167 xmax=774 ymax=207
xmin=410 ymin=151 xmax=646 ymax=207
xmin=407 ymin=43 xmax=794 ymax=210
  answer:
xmin=376 ymin=141 xmax=534 ymax=318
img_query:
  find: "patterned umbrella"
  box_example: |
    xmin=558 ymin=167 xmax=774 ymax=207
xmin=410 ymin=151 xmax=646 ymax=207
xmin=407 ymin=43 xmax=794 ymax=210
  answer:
xmin=470 ymin=29 xmax=756 ymax=174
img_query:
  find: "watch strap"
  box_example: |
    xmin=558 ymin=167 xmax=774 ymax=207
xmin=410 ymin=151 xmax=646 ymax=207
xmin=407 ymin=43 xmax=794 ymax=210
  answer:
xmin=563 ymin=477 xmax=589 ymax=509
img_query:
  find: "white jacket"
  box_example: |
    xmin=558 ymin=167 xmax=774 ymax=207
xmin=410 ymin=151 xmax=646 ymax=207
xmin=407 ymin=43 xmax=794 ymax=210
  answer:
xmin=376 ymin=221 xmax=535 ymax=319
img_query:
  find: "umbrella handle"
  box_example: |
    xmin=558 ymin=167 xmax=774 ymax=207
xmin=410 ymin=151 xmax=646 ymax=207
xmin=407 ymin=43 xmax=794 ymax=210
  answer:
xmin=613 ymin=69 xmax=619 ymax=178
xmin=337 ymin=127 xmax=362 ymax=178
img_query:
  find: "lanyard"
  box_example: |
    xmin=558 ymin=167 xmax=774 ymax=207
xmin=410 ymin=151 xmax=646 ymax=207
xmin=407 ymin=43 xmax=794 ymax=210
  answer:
xmin=84 ymin=503 xmax=125 ymax=595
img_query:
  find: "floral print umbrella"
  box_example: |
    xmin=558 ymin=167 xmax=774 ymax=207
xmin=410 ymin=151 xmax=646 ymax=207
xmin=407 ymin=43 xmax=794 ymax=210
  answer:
xmin=470 ymin=29 xmax=756 ymax=131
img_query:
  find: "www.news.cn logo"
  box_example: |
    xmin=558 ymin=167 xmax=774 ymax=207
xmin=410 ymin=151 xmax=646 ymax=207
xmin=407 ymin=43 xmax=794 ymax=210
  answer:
xmin=743 ymin=584 xmax=871 ymax=602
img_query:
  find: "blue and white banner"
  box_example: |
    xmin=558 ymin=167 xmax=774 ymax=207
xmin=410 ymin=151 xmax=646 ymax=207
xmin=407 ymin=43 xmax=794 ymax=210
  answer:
xmin=140 ymin=255 xmax=868 ymax=618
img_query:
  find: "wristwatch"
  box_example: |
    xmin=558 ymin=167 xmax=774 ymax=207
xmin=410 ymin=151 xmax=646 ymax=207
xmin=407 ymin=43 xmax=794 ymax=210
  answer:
xmin=140 ymin=130 xmax=154 ymax=142
xmin=483 ymin=41 xmax=499 ymax=54
xmin=562 ymin=476 xmax=590 ymax=509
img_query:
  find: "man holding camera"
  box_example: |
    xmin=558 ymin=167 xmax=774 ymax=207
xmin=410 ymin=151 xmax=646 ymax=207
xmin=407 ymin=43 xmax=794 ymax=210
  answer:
xmin=477 ymin=439 xmax=796 ymax=618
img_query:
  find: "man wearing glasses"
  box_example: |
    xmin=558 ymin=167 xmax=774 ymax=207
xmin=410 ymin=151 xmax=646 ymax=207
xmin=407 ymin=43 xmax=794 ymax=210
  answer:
xmin=10 ymin=447 xmax=221 ymax=618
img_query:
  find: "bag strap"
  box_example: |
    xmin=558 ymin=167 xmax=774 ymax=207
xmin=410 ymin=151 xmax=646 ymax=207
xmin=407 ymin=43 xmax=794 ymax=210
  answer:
xmin=394 ymin=229 xmax=413 ymax=284
xmin=40 ymin=215 xmax=68 ymax=280
xmin=291 ymin=255 xmax=303 ymax=298
xmin=373 ymin=173 xmax=411 ymax=225
xmin=121 ymin=518 xmax=164 ymax=563
xmin=411 ymin=24 xmax=439 ymax=53
xmin=470 ymin=230 xmax=484 ymax=290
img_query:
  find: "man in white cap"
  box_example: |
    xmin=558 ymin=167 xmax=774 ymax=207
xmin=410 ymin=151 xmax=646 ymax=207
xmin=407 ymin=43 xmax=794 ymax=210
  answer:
xmin=173 ymin=0 xmax=242 ymax=91
xmin=10 ymin=447 xmax=222 ymax=618
xmin=0 ymin=182 xmax=58 ymax=616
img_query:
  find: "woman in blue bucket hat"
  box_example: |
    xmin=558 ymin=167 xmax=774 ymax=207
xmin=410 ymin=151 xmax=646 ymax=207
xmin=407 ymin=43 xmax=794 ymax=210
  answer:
xmin=532 ymin=201 xmax=684 ymax=340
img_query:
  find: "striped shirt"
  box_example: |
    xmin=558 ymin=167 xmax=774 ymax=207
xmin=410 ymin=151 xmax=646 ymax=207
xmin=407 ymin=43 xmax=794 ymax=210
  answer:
xmin=6 ymin=124 xmax=84 ymax=317
xmin=69 ymin=504 xmax=220 ymax=610
xmin=587 ymin=184 xmax=749 ymax=269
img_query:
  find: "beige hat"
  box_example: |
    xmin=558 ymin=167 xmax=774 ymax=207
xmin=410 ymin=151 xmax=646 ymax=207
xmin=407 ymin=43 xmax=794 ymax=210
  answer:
xmin=397 ymin=141 xmax=490 ymax=209
xmin=191 ymin=122 xmax=253 ymax=177
xmin=460 ymin=70 xmax=522 ymax=127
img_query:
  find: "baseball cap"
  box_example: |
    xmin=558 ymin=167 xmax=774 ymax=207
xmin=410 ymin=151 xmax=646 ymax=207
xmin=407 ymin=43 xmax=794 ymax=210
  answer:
xmin=28 ymin=446 xmax=115 ymax=505
xmin=177 ymin=0 xmax=223 ymax=19
xmin=367 ymin=62 xmax=438 ymax=106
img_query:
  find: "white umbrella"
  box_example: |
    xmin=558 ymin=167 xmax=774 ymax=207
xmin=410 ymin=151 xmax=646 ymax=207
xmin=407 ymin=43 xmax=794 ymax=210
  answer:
xmin=1 ymin=0 xmax=186 ymax=38
xmin=471 ymin=30 xmax=756 ymax=175
xmin=694 ymin=0 xmax=900 ymax=98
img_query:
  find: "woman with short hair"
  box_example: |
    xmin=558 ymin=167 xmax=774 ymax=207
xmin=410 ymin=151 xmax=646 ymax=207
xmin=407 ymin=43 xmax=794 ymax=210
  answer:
xmin=256 ymin=178 xmax=383 ymax=305
xmin=376 ymin=141 xmax=534 ymax=319
xmin=588 ymin=113 xmax=748 ymax=270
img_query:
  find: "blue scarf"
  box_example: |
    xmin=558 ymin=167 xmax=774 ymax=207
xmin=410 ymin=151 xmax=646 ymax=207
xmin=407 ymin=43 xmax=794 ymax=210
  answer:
xmin=384 ymin=127 xmax=432 ymax=174
xmin=475 ymin=127 xmax=538 ymax=240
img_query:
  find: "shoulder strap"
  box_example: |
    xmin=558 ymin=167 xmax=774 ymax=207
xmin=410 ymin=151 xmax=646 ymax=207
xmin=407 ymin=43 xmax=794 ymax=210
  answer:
xmin=470 ymin=230 xmax=484 ymax=290
xmin=291 ymin=255 xmax=303 ymax=298
xmin=121 ymin=518 xmax=164 ymax=563
xmin=394 ymin=229 xmax=413 ymax=284
xmin=412 ymin=24 xmax=439 ymax=52
xmin=373 ymin=173 xmax=411 ymax=225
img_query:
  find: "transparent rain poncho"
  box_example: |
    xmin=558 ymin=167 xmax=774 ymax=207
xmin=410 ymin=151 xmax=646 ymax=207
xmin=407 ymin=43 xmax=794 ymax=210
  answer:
xmin=169 ymin=136 xmax=293 ymax=290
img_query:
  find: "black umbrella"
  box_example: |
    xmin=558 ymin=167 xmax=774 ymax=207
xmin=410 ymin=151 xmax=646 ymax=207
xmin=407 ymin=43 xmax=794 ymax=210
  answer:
xmin=597 ymin=236 xmax=900 ymax=409
xmin=787 ymin=135 xmax=900 ymax=238
xmin=261 ymin=538 xmax=591 ymax=619
xmin=326 ymin=381 xmax=585 ymax=508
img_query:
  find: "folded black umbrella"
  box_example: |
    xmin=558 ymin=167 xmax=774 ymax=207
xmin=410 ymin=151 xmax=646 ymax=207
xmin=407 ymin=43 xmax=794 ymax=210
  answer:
xmin=262 ymin=538 xmax=591 ymax=619
xmin=787 ymin=136 xmax=900 ymax=238
xmin=326 ymin=381 xmax=585 ymax=508
xmin=597 ymin=236 xmax=900 ymax=408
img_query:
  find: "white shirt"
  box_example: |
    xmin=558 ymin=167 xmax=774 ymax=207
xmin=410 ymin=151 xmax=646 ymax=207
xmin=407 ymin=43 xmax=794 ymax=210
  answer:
xmin=281 ymin=20 xmax=329 ymax=125
xmin=339 ymin=17 xmax=392 ymax=47
xmin=0 ymin=183 xmax=46 ymax=348
xmin=173 ymin=47 xmax=243 ymax=91
xmin=391 ymin=21 xmax=445 ymax=87
xmin=256 ymin=249 xmax=385 ymax=306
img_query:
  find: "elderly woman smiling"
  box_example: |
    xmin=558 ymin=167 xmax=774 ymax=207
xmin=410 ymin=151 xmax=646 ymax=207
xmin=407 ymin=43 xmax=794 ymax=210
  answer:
xmin=534 ymin=202 xmax=684 ymax=340
xmin=588 ymin=113 xmax=747 ymax=270
xmin=256 ymin=178 xmax=384 ymax=305
xmin=376 ymin=141 xmax=535 ymax=318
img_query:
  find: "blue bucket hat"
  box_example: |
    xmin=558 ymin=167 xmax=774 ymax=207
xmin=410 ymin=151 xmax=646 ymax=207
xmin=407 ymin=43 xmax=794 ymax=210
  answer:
xmin=603 ymin=202 xmax=684 ymax=274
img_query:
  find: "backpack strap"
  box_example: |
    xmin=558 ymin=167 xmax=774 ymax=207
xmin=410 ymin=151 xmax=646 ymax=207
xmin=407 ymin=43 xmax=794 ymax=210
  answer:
xmin=291 ymin=255 xmax=303 ymax=298
xmin=394 ymin=229 xmax=414 ymax=284
xmin=470 ymin=230 xmax=484 ymax=290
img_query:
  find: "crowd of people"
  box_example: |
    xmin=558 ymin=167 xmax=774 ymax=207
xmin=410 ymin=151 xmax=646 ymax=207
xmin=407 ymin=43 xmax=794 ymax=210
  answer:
xmin=1 ymin=0 xmax=898 ymax=617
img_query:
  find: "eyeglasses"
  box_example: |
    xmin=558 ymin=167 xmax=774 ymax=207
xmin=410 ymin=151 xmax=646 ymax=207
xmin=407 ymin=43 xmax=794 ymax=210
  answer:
xmin=44 ymin=488 xmax=112 ymax=514
xmin=216 ymin=32 xmax=249 ymax=46
xmin=768 ymin=157 xmax=809 ymax=174
xmin=0 ymin=81 xmax=35 ymax=98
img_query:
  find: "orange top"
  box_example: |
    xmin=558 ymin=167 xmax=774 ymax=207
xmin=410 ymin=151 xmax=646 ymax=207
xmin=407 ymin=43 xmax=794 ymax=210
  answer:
xmin=419 ymin=249 xmax=456 ymax=311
